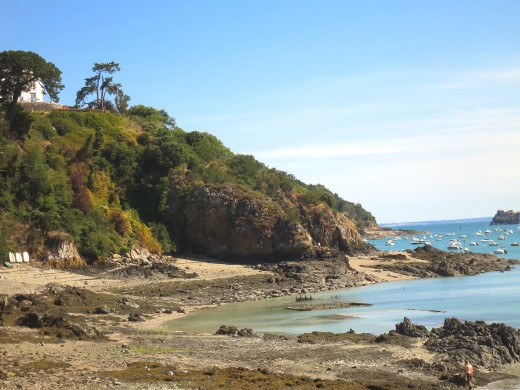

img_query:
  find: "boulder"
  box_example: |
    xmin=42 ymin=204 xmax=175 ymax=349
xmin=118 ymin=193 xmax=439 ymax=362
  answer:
xmin=128 ymin=313 xmax=145 ymax=322
xmin=94 ymin=305 xmax=110 ymax=314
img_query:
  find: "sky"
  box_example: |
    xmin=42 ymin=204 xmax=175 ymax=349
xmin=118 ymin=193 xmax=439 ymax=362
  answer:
xmin=2 ymin=0 xmax=519 ymax=223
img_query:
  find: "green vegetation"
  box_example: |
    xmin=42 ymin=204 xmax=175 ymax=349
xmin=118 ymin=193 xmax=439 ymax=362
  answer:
xmin=0 ymin=103 xmax=375 ymax=262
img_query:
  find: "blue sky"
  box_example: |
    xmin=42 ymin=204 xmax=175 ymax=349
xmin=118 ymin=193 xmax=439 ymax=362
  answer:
xmin=2 ymin=0 xmax=519 ymax=223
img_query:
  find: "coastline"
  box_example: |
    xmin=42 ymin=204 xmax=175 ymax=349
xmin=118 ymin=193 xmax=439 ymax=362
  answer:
xmin=1 ymin=250 xmax=519 ymax=389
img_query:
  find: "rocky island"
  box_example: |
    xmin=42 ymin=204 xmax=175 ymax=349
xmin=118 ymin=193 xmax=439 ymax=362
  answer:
xmin=491 ymin=209 xmax=520 ymax=225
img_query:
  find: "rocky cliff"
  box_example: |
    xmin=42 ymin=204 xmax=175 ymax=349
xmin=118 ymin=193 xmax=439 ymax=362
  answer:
xmin=165 ymin=183 xmax=370 ymax=262
xmin=491 ymin=209 xmax=520 ymax=225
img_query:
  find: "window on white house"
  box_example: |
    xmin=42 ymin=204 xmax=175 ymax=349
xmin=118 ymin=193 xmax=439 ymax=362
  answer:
xmin=30 ymin=93 xmax=36 ymax=102
xmin=30 ymin=81 xmax=36 ymax=89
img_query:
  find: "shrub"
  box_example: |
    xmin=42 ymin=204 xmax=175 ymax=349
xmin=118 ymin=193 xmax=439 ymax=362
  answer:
xmin=31 ymin=115 xmax=57 ymax=139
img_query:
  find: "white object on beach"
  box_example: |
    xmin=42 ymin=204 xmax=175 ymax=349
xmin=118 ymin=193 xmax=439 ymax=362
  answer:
xmin=15 ymin=252 xmax=23 ymax=263
xmin=9 ymin=252 xmax=16 ymax=263
xmin=23 ymin=252 xmax=30 ymax=262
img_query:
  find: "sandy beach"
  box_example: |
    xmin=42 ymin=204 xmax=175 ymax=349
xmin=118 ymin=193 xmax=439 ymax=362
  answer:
xmin=1 ymin=250 xmax=518 ymax=389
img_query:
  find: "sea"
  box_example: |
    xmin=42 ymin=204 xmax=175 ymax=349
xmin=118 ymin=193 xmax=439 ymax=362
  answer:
xmin=168 ymin=218 xmax=520 ymax=388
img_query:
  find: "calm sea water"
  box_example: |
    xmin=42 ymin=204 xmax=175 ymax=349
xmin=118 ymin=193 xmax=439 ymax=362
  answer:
xmin=168 ymin=219 xmax=520 ymax=388
xmin=369 ymin=219 xmax=520 ymax=261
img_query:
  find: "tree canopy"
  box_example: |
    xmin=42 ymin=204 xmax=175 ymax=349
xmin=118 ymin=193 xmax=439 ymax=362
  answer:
xmin=75 ymin=62 xmax=128 ymax=111
xmin=0 ymin=50 xmax=63 ymax=119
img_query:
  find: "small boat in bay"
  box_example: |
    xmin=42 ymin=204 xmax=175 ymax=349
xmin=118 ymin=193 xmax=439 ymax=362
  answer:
xmin=447 ymin=241 xmax=462 ymax=250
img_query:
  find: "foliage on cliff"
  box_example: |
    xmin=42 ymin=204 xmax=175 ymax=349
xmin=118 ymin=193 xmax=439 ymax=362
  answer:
xmin=0 ymin=104 xmax=375 ymax=262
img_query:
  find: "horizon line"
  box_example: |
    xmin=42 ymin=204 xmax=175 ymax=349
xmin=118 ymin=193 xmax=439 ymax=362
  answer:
xmin=380 ymin=216 xmax=493 ymax=227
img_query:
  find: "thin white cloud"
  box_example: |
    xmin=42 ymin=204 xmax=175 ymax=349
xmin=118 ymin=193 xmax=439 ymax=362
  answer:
xmin=426 ymin=67 xmax=520 ymax=91
xmin=253 ymin=106 xmax=520 ymax=161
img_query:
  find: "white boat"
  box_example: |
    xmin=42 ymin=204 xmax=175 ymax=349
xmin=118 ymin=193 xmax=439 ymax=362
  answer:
xmin=498 ymin=235 xmax=506 ymax=240
xmin=488 ymin=242 xmax=499 ymax=246
xmin=459 ymin=234 xmax=469 ymax=238
xmin=475 ymin=230 xmax=484 ymax=236
xmin=511 ymin=242 xmax=520 ymax=247
xmin=447 ymin=241 xmax=462 ymax=250
xmin=469 ymin=242 xmax=479 ymax=246
xmin=485 ymin=229 xmax=492 ymax=235
xmin=481 ymin=239 xmax=493 ymax=243
xmin=411 ymin=237 xmax=430 ymax=245
xmin=494 ymin=248 xmax=507 ymax=255
xmin=385 ymin=240 xmax=394 ymax=246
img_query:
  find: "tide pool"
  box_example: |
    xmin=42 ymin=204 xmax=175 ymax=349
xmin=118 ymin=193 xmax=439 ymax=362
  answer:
xmin=168 ymin=266 xmax=520 ymax=335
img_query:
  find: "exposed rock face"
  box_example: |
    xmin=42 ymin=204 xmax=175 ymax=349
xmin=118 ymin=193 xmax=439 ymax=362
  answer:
xmin=46 ymin=231 xmax=82 ymax=262
xmin=166 ymin=184 xmax=370 ymax=261
xmin=491 ymin=210 xmax=520 ymax=225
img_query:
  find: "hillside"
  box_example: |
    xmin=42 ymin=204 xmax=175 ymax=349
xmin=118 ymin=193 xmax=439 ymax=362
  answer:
xmin=0 ymin=105 xmax=375 ymax=264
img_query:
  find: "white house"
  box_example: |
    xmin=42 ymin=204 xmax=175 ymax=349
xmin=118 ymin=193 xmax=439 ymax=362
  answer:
xmin=18 ymin=79 xmax=45 ymax=103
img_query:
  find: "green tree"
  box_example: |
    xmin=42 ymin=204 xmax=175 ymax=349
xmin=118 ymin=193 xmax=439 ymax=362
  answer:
xmin=128 ymin=105 xmax=176 ymax=129
xmin=75 ymin=62 xmax=125 ymax=110
xmin=114 ymin=90 xmax=131 ymax=113
xmin=0 ymin=50 xmax=63 ymax=120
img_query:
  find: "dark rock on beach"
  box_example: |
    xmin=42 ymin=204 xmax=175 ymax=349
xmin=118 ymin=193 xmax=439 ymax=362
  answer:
xmin=426 ymin=317 xmax=520 ymax=369
xmin=215 ymin=325 xmax=257 ymax=337
xmin=393 ymin=317 xmax=430 ymax=338
xmin=16 ymin=312 xmax=104 ymax=340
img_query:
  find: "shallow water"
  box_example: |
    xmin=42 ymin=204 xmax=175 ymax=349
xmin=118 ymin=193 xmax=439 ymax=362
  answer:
xmin=168 ymin=267 xmax=520 ymax=335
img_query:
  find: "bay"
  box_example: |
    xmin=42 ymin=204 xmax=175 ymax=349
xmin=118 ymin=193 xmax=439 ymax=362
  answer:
xmin=169 ymin=219 xmax=520 ymax=335
xmin=168 ymin=218 xmax=520 ymax=388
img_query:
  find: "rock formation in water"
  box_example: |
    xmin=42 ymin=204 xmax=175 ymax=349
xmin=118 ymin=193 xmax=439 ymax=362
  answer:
xmin=373 ymin=245 xmax=514 ymax=278
xmin=491 ymin=209 xmax=520 ymax=225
